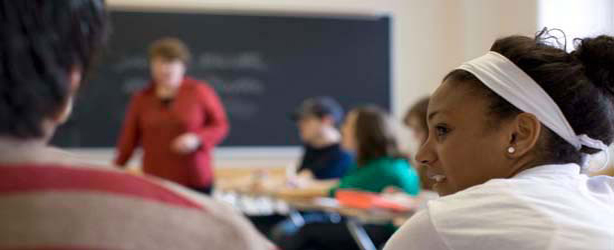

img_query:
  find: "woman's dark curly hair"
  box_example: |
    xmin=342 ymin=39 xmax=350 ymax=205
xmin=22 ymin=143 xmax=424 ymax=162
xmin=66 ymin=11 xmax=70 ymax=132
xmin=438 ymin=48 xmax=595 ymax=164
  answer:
xmin=444 ymin=29 xmax=614 ymax=165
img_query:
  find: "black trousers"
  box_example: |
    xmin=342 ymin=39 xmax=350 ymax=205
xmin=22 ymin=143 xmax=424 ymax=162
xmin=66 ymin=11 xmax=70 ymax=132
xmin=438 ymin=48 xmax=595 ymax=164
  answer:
xmin=249 ymin=214 xmax=289 ymax=238
xmin=189 ymin=185 xmax=213 ymax=196
xmin=277 ymin=221 xmax=395 ymax=250
xmin=250 ymin=212 xmax=339 ymax=240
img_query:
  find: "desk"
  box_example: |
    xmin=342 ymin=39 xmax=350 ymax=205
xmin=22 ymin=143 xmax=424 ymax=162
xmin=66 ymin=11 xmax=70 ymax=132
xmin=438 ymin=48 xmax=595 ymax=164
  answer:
xmin=282 ymin=197 xmax=412 ymax=250
xmin=217 ymin=176 xmax=414 ymax=250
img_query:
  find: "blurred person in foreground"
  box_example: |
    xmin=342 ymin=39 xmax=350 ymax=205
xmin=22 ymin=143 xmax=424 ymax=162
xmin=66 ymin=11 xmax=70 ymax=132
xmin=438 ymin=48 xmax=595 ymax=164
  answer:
xmin=0 ymin=1 xmax=271 ymax=249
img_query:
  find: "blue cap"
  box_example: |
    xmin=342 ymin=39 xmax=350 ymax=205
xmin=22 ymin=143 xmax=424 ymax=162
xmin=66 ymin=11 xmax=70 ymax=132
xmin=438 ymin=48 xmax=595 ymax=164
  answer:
xmin=290 ymin=96 xmax=344 ymax=125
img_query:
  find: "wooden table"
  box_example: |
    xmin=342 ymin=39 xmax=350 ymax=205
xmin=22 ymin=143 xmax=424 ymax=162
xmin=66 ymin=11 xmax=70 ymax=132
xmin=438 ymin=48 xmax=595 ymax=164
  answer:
xmin=282 ymin=197 xmax=413 ymax=250
xmin=216 ymin=175 xmax=415 ymax=250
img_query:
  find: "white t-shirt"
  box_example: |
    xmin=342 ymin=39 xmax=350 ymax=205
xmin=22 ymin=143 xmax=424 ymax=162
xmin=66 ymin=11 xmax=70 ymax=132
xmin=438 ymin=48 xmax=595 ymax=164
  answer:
xmin=384 ymin=164 xmax=614 ymax=250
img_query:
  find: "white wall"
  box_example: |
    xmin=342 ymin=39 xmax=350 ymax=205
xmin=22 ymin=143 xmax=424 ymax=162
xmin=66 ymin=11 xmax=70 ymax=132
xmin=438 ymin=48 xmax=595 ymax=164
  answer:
xmin=461 ymin=0 xmax=538 ymax=59
xmin=80 ymin=0 xmax=537 ymax=168
xmin=538 ymin=0 xmax=614 ymax=49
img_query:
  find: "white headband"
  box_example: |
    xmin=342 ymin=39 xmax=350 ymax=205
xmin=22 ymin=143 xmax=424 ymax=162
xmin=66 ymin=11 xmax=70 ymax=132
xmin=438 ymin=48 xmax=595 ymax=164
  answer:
xmin=458 ymin=51 xmax=609 ymax=168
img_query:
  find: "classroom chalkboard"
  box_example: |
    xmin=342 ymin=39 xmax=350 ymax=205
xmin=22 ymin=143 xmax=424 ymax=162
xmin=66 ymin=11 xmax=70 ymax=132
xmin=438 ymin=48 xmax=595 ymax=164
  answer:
xmin=50 ymin=9 xmax=391 ymax=147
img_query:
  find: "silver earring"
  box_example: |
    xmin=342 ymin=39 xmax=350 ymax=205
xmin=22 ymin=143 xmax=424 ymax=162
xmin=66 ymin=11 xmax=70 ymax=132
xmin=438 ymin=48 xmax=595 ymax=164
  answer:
xmin=507 ymin=147 xmax=516 ymax=154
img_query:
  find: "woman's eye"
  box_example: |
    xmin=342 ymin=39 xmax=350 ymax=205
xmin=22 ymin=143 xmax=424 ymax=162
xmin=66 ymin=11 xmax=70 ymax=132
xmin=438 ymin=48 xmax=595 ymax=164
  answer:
xmin=435 ymin=125 xmax=449 ymax=137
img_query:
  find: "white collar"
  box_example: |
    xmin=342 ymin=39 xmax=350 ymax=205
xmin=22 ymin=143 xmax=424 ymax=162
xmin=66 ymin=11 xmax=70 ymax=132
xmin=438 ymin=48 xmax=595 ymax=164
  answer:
xmin=513 ymin=163 xmax=581 ymax=179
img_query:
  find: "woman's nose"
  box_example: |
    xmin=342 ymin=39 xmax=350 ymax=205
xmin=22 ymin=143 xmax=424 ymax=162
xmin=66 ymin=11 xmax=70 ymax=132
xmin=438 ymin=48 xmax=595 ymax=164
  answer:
xmin=415 ymin=138 xmax=434 ymax=166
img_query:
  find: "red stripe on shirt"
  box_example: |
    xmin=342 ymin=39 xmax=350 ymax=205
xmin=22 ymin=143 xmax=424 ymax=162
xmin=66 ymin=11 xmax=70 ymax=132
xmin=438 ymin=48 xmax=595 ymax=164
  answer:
xmin=0 ymin=165 xmax=203 ymax=210
xmin=0 ymin=247 xmax=112 ymax=250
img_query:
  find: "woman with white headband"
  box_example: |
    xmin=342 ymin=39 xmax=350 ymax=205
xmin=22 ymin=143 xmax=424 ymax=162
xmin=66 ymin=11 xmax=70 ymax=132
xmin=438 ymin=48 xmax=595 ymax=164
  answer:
xmin=384 ymin=30 xmax=614 ymax=250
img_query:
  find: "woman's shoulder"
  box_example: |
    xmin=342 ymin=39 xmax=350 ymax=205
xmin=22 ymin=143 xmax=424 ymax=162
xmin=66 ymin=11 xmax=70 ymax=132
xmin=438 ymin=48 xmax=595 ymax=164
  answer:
xmin=128 ymin=86 xmax=155 ymax=103
xmin=422 ymin=186 xmax=557 ymax=249
xmin=184 ymin=77 xmax=214 ymax=91
xmin=358 ymin=157 xmax=414 ymax=180
xmin=361 ymin=157 xmax=411 ymax=172
xmin=368 ymin=156 xmax=408 ymax=165
xmin=382 ymin=157 xmax=413 ymax=171
xmin=425 ymin=177 xmax=614 ymax=249
xmin=388 ymin=200 xmax=555 ymax=250
xmin=384 ymin=209 xmax=449 ymax=250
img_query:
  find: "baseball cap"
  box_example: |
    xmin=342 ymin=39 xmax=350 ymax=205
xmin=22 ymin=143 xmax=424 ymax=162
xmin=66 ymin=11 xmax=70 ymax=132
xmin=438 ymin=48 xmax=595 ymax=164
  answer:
xmin=290 ymin=96 xmax=344 ymax=125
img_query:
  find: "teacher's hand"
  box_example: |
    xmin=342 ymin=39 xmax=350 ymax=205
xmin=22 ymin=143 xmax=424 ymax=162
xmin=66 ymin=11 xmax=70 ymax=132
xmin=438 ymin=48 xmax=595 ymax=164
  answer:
xmin=172 ymin=133 xmax=201 ymax=154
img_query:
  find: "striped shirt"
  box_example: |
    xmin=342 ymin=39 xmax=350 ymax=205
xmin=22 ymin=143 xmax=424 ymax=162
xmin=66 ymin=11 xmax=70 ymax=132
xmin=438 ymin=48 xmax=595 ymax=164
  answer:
xmin=0 ymin=163 xmax=274 ymax=250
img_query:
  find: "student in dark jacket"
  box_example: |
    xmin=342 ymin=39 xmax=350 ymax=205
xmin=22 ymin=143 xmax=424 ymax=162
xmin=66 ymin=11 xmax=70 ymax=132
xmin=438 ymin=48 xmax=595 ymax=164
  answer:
xmin=250 ymin=97 xmax=353 ymax=237
xmin=292 ymin=96 xmax=354 ymax=180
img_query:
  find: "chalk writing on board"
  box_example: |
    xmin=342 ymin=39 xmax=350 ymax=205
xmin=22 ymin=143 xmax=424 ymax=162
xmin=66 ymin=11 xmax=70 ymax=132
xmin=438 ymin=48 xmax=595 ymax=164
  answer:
xmin=113 ymin=56 xmax=148 ymax=72
xmin=221 ymin=97 xmax=260 ymax=120
xmin=204 ymin=76 xmax=266 ymax=95
xmin=121 ymin=77 xmax=149 ymax=94
xmin=197 ymin=52 xmax=267 ymax=71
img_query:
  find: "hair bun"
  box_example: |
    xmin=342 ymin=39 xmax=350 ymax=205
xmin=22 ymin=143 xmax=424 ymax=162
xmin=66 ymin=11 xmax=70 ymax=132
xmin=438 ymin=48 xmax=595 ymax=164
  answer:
xmin=573 ymin=35 xmax=614 ymax=96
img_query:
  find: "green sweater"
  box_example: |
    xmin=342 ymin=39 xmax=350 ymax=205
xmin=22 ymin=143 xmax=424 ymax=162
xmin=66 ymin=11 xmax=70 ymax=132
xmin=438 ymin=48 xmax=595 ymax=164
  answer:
xmin=328 ymin=157 xmax=421 ymax=197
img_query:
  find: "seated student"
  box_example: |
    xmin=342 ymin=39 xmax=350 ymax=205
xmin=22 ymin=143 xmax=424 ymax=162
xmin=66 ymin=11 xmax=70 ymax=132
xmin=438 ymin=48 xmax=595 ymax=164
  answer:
xmin=0 ymin=1 xmax=271 ymax=249
xmin=278 ymin=106 xmax=421 ymax=250
xmin=250 ymin=97 xmax=353 ymax=238
xmin=384 ymin=30 xmax=614 ymax=250
xmin=291 ymin=96 xmax=354 ymax=180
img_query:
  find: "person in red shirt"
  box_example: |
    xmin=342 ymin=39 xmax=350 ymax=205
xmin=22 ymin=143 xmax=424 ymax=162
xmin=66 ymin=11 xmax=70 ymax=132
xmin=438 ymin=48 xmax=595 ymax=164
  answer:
xmin=114 ymin=38 xmax=229 ymax=195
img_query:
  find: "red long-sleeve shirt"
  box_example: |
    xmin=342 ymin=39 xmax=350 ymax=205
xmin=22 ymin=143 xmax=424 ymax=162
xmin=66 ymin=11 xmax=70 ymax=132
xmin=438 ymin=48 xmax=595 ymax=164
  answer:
xmin=114 ymin=77 xmax=229 ymax=187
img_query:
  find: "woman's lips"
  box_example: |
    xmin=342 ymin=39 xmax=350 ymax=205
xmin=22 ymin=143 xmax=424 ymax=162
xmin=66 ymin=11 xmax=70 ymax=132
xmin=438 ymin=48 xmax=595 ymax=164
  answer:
xmin=431 ymin=174 xmax=447 ymax=183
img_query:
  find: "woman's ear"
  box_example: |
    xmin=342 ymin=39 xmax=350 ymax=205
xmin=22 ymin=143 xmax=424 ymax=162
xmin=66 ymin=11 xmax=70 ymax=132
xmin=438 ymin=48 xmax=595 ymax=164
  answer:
xmin=507 ymin=113 xmax=541 ymax=158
